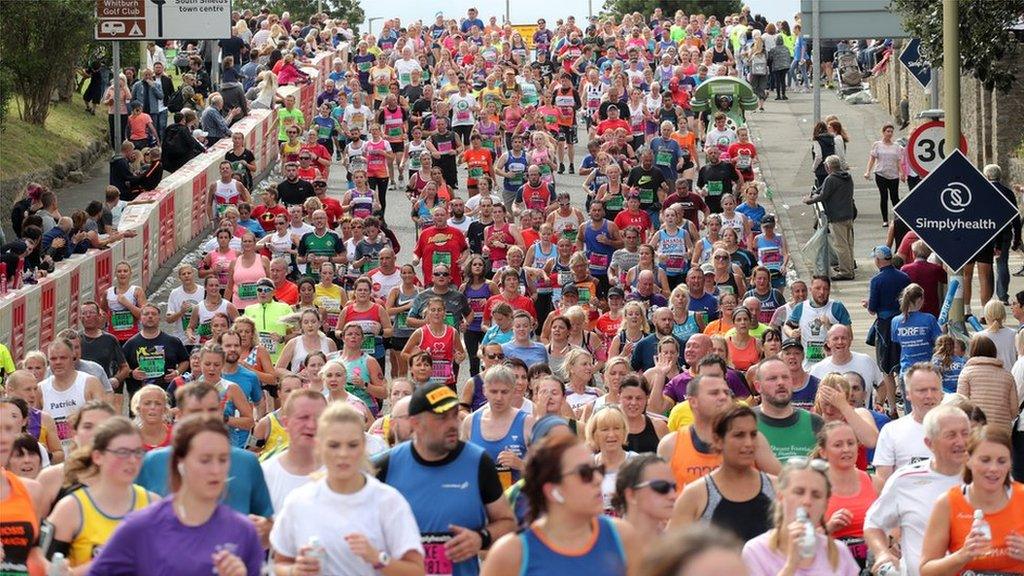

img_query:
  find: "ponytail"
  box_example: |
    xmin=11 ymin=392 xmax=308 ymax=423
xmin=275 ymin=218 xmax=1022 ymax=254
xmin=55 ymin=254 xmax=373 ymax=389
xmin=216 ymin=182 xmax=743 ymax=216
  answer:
xmin=899 ymin=283 xmax=924 ymax=320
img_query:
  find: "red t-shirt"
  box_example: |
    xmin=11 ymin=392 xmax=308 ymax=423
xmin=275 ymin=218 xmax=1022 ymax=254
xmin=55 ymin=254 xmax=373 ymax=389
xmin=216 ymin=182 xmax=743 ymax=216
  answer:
xmin=901 ymin=259 xmax=948 ymax=317
xmin=252 ymin=204 xmax=288 ymax=232
xmin=614 ymin=209 xmax=652 ymax=235
xmin=414 ymin=225 xmax=469 ymax=286
xmin=483 ymin=293 xmax=537 ymax=325
xmin=318 ymin=196 xmax=344 ymax=228
xmin=597 ymin=118 xmax=630 ymax=136
xmin=274 ymin=280 xmax=299 ymax=305
xmin=663 ymin=192 xmax=708 ymax=230
xmin=727 ymin=142 xmax=758 ymax=176
xmin=521 ymin=228 xmax=540 ymax=249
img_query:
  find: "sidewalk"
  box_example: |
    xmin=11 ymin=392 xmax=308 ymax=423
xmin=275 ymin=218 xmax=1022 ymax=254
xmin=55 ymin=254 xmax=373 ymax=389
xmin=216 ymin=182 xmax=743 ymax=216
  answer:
xmin=56 ymin=157 xmax=111 ymax=214
xmin=746 ymin=88 xmax=1024 ymax=353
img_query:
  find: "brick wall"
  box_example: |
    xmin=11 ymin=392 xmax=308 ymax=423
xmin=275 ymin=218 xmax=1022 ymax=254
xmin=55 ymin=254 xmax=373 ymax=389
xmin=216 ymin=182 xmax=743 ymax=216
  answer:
xmin=867 ymin=43 xmax=1024 ymax=173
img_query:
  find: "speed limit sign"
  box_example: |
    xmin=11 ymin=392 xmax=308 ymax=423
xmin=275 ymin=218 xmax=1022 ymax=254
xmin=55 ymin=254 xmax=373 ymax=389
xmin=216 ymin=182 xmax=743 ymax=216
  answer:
xmin=907 ymin=120 xmax=968 ymax=176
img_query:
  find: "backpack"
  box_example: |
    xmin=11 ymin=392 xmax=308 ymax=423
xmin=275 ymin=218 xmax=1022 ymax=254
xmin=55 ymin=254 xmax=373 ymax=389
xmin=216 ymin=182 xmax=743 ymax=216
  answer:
xmin=751 ymin=53 xmax=768 ymax=76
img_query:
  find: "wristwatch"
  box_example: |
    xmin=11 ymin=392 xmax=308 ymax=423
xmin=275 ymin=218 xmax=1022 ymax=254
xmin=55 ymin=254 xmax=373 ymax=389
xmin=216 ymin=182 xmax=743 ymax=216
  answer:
xmin=372 ymin=551 xmax=391 ymax=570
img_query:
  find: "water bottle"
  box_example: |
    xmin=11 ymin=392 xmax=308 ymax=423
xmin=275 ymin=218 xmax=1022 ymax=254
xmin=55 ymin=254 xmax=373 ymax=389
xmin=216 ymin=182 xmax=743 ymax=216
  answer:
xmin=971 ymin=509 xmax=992 ymax=540
xmin=48 ymin=552 xmax=68 ymax=576
xmin=305 ymin=536 xmax=326 ymax=574
xmin=795 ymin=507 xmax=816 ymax=558
xmin=877 ymin=562 xmax=902 ymax=576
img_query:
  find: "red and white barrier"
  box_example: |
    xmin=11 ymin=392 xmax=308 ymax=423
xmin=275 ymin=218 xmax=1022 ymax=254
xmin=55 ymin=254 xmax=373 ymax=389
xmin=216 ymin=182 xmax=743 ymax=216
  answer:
xmin=0 ymin=49 xmax=338 ymax=361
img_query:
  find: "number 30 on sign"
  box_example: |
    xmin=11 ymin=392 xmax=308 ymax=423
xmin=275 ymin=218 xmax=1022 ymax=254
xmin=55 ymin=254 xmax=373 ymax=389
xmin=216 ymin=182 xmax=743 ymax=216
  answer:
xmin=907 ymin=120 xmax=969 ymax=176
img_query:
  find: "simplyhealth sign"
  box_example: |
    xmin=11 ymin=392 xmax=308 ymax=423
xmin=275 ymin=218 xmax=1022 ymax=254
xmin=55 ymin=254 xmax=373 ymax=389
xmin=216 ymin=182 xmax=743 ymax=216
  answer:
xmin=894 ymin=150 xmax=1017 ymax=273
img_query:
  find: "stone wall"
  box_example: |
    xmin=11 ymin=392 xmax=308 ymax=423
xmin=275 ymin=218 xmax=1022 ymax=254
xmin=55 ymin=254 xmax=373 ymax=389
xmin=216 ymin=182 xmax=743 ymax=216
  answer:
xmin=867 ymin=42 xmax=1024 ymax=174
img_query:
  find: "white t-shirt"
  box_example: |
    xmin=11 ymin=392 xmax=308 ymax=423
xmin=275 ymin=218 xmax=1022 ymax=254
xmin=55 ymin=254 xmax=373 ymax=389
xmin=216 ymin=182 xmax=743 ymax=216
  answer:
xmin=394 ymin=58 xmax=421 ymax=87
xmin=447 ymin=93 xmax=477 ymax=127
xmin=447 ymin=216 xmax=473 ymax=234
xmin=864 ymin=459 xmax=961 ymax=576
xmin=983 ymin=326 xmax=1017 ymax=373
xmin=465 ymin=193 xmax=500 ymax=214
xmin=288 ymin=222 xmax=315 ymax=242
xmin=166 ymin=285 xmax=205 ymax=341
xmin=343 ymin=104 xmax=373 ymax=132
xmin=270 ymin=474 xmax=423 ymax=576
xmin=261 ymin=453 xmax=323 ymax=514
xmin=368 ymin=268 xmax=402 ymax=302
xmin=365 ymin=433 xmax=389 ymax=458
xmin=809 ymin=351 xmax=884 ymax=408
xmin=871 ymin=414 xmax=929 ymax=470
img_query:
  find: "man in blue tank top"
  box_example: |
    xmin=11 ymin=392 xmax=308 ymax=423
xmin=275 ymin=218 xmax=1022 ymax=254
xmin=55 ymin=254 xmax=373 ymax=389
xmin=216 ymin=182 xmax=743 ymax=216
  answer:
xmin=375 ymin=382 xmax=516 ymax=576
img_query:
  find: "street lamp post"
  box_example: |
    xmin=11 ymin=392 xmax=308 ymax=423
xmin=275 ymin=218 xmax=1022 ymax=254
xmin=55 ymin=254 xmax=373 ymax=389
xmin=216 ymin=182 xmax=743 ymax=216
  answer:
xmin=367 ymin=17 xmax=383 ymax=36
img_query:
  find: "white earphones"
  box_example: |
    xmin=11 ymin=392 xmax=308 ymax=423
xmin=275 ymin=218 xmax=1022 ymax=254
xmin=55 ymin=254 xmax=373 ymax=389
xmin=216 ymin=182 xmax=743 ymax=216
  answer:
xmin=177 ymin=462 xmax=185 ymax=477
xmin=551 ymin=488 xmax=565 ymax=504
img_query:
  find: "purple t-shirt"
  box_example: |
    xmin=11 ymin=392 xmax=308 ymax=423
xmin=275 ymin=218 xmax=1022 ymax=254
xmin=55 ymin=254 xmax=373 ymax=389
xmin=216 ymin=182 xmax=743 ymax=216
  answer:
xmin=89 ymin=499 xmax=263 ymax=576
xmin=664 ymin=369 xmax=751 ymax=402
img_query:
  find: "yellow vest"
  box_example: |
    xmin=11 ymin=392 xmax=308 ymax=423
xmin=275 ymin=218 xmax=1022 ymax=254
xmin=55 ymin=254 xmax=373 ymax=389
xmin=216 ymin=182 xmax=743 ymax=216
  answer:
xmin=258 ymin=411 xmax=289 ymax=462
xmin=69 ymin=485 xmax=151 ymax=567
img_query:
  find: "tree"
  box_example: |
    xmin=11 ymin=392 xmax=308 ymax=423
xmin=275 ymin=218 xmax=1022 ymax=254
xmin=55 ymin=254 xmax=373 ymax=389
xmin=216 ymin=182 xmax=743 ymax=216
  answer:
xmin=0 ymin=0 xmax=95 ymax=125
xmin=892 ymin=0 xmax=1024 ymax=93
xmin=234 ymin=0 xmax=364 ymax=26
xmin=604 ymin=0 xmax=743 ymax=21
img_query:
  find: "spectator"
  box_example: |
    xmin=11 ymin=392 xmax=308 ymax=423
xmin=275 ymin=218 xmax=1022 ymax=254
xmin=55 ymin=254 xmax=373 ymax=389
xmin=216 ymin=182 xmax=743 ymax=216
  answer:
xmin=200 ymin=93 xmax=242 ymax=146
xmin=161 ymin=112 xmax=206 ymax=173
xmin=804 ymin=155 xmax=856 ymax=280
xmin=957 ymin=334 xmax=1020 ymax=432
xmin=900 ymin=241 xmax=947 ymax=317
xmin=109 ymin=141 xmax=137 ymax=198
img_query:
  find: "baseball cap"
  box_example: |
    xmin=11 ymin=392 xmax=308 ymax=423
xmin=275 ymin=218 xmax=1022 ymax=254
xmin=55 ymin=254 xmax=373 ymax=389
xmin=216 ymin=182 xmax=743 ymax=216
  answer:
xmin=761 ymin=214 xmax=776 ymax=226
xmin=780 ymin=338 xmax=804 ymax=351
xmin=561 ymin=282 xmax=580 ymax=296
xmin=607 ymin=286 xmax=625 ymax=299
xmin=700 ymin=262 xmax=714 ymax=275
xmin=870 ymin=245 xmax=893 ymax=260
xmin=408 ymin=382 xmax=460 ymax=416
xmin=532 ymin=416 xmax=571 ymax=442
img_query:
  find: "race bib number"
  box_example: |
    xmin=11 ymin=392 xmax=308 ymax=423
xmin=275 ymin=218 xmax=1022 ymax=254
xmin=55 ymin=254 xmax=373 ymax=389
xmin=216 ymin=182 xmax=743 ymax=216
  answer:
xmin=706 ymin=181 xmax=723 ymax=196
xmin=655 ymin=150 xmax=673 ymax=167
xmin=436 ymin=140 xmax=453 ymax=153
xmin=639 ymin=188 xmax=654 ymax=204
xmin=759 ymin=247 xmax=783 ymax=269
xmin=387 ymin=125 xmax=402 ymax=138
xmin=361 ymin=258 xmax=380 ymax=274
xmin=395 ymin=312 xmax=408 ymax=330
xmin=423 ymin=535 xmax=454 ymax=576
xmin=806 ymin=342 xmax=825 ymax=364
xmin=399 ymin=72 xmax=411 ymax=84
xmin=455 ymin=109 xmax=471 ymax=122
xmin=357 ymin=61 xmax=372 ymax=72
xmin=237 ymin=282 xmax=258 ymax=301
xmin=578 ymin=286 xmax=592 ymax=303
xmin=361 ymin=334 xmax=378 ymax=355
xmin=737 ymin=155 xmax=752 ymax=169
xmin=605 ymin=195 xmax=624 ymax=212
xmin=664 ymin=255 xmax=687 ymax=275
xmin=588 ymin=252 xmax=609 ymax=268
xmin=469 ymin=166 xmax=484 ymax=178
xmin=469 ymin=298 xmax=486 ymax=320
xmin=111 ymin=310 xmax=135 ymax=331
xmin=258 ymin=331 xmax=277 ymax=353
xmin=432 ymin=251 xmax=452 ymax=267
xmin=544 ymin=114 xmax=557 ymax=126
xmin=444 ymin=312 xmax=457 ymax=327
xmin=431 ymin=359 xmax=454 ymax=384
xmin=137 ymin=346 xmax=166 ymax=379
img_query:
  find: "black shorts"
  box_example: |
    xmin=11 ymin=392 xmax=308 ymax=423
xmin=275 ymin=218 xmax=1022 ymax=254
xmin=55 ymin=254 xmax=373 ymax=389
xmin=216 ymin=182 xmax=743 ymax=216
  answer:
xmin=558 ymin=125 xmax=578 ymax=145
xmin=390 ymin=141 xmax=405 ymax=153
xmin=821 ymin=47 xmax=838 ymax=63
xmin=389 ymin=336 xmax=410 ymax=351
xmin=972 ymin=240 xmax=995 ymax=265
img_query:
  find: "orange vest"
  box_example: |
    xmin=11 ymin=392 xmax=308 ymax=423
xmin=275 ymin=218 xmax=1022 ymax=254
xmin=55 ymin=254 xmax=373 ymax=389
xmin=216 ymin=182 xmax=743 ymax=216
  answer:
xmin=947 ymin=482 xmax=1024 ymax=574
xmin=670 ymin=426 xmax=722 ymax=488
xmin=0 ymin=470 xmax=44 ymax=576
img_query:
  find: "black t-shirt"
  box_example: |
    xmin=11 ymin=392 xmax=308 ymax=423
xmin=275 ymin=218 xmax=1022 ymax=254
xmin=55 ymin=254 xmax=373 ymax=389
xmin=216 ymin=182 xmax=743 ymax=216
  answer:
xmin=81 ymin=331 xmax=126 ymax=379
xmin=430 ymin=132 xmax=458 ymax=166
xmin=696 ymin=162 xmax=741 ymax=213
xmin=122 ymin=331 xmax=189 ymax=397
xmin=277 ymin=177 xmax=315 ymax=207
xmin=218 ymin=37 xmax=246 ymax=63
xmin=374 ymin=441 xmax=504 ymax=506
xmin=225 ymin=149 xmax=256 ymax=187
xmin=400 ymin=84 xmax=424 ymax=105
xmin=466 ymin=219 xmax=491 ymax=254
xmin=598 ymin=99 xmax=630 ymax=122
xmin=626 ymin=166 xmax=667 ymax=211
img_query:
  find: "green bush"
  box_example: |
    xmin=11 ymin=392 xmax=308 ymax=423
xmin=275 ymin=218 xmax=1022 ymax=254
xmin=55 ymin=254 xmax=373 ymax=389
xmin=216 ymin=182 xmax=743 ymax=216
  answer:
xmin=0 ymin=67 xmax=11 ymax=131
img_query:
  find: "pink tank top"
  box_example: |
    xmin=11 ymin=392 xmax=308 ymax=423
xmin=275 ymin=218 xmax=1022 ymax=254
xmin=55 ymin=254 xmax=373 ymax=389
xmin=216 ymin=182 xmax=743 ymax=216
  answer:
xmin=231 ymin=254 xmax=266 ymax=310
xmin=209 ymin=248 xmax=237 ymax=286
xmin=365 ymin=139 xmax=389 ymax=178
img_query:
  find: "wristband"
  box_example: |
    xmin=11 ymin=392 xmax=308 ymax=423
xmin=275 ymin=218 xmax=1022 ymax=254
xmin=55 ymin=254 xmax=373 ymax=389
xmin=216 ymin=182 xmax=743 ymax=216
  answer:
xmin=477 ymin=527 xmax=492 ymax=550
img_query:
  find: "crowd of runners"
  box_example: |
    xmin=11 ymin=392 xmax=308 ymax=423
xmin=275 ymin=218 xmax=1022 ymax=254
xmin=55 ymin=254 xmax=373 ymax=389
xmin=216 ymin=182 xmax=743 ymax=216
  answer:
xmin=1 ymin=4 xmax=1023 ymax=576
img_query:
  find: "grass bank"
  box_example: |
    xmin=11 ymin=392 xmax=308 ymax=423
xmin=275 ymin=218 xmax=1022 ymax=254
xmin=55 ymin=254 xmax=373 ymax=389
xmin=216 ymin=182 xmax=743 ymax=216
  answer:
xmin=0 ymin=97 xmax=107 ymax=179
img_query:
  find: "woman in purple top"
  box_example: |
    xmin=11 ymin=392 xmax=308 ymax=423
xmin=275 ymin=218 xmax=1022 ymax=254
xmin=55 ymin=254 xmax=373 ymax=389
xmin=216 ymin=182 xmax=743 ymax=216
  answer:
xmin=90 ymin=416 xmax=263 ymax=576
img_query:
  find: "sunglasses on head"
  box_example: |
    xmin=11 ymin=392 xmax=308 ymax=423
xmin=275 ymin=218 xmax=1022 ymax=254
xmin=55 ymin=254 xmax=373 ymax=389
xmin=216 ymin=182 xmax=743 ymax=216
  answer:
xmin=634 ymin=479 xmax=677 ymax=495
xmin=561 ymin=463 xmax=605 ymax=484
xmin=786 ymin=456 xmax=829 ymax=472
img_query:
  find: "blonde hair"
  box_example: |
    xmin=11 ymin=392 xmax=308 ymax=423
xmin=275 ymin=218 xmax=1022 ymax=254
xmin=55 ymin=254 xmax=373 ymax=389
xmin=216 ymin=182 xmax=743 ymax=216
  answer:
xmin=812 ymin=373 xmax=851 ymax=418
xmin=983 ymin=299 xmax=1006 ymax=330
xmin=130 ymin=384 xmax=168 ymax=421
xmin=21 ymin=350 xmax=48 ymax=369
xmin=769 ymin=463 xmax=839 ymax=568
xmin=317 ymin=402 xmax=374 ymax=472
xmin=585 ymin=404 xmax=628 ymax=452
xmin=622 ymin=300 xmax=651 ymax=332
xmin=563 ymin=348 xmax=595 ymax=380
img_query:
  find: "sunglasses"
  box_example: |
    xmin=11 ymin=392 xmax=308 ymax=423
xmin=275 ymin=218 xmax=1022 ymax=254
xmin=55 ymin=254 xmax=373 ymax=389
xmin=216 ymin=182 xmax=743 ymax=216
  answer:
xmin=433 ymin=271 xmax=450 ymax=277
xmin=634 ymin=479 xmax=677 ymax=495
xmin=485 ymin=353 xmax=505 ymax=360
xmin=786 ymin=456 xmax=829 ymax=472
xmin=714 ymin=255 xmax=729 ymax=261
xmin=561 ymin=463 xmax=605 ymax=484
xmin=256 ymin=286 xmax=274 ymax=294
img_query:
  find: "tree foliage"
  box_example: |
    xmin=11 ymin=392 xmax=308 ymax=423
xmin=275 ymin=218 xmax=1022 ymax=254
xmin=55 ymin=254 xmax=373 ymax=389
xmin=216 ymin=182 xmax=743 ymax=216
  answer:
xmin=234 ymin=0 xmax=364 ymax=27
xmin=603 ymin=0 xmax=743 ymax=21
xmin=0 ymin=0 xmax=95 ymax=125
xmin=892 ymin=0 xmax=1023 ymax=93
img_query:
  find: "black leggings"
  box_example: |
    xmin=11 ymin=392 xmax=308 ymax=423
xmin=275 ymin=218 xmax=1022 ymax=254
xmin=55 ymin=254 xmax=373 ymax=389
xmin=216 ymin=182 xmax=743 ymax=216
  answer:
xmin=368 ymin=176 xmax=389 ymax=224
xmin=465 ymin=329 xmax=484 ymax=377
xmin=773 ymin=70 xmax=788 ymax=98
xmin=875 ymin=174 xmax=900 ymax=224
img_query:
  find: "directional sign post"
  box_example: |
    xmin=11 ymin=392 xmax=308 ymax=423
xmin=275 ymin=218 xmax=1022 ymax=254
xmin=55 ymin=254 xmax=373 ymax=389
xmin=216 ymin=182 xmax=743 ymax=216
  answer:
xmin=95 ymin=0 xmax=231 ymax=40
xmin=899 ymin=38 xmax=932 ymax=89
xmin=894 ymin=150 xmax=1016 ymax=273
